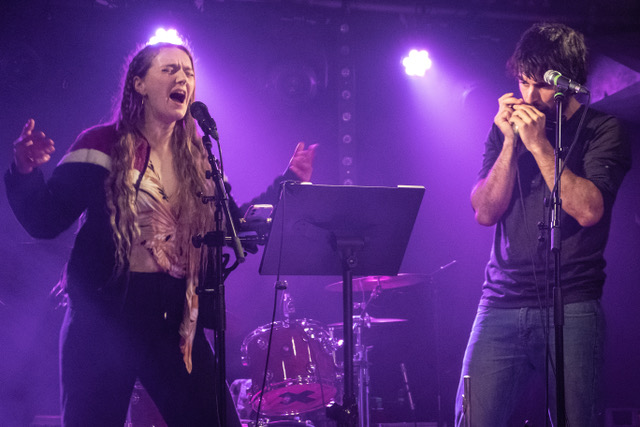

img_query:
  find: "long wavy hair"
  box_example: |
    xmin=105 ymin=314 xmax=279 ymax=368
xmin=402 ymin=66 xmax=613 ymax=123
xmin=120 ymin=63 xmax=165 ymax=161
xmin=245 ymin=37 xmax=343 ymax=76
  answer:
xmin=106 ymin=42 xmax=213 ymax=280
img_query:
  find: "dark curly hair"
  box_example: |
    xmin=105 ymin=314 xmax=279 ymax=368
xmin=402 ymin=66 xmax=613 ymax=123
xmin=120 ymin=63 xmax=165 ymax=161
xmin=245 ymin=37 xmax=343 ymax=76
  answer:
xmin=507 ymin=22 xmax=588 ymax=86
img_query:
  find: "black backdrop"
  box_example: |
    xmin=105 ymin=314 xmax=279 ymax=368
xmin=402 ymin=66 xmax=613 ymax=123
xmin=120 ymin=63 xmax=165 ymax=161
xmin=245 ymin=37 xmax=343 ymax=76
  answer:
xmin=1 ymin=1 xmax=639 ymax=426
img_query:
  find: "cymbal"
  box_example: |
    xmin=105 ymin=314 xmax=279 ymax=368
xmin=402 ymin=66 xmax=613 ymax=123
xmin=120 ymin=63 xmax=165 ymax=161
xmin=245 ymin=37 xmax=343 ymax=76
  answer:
xmin=328 ymin=316 xmax=408 ymax=328
xmin=325 ymin=273 xmax=428 ymax=292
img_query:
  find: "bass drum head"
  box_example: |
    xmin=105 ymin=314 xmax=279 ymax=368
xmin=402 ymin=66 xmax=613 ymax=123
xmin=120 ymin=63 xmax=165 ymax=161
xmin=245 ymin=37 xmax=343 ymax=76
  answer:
xmin=241 ymin=319 xmax=339 ymax=416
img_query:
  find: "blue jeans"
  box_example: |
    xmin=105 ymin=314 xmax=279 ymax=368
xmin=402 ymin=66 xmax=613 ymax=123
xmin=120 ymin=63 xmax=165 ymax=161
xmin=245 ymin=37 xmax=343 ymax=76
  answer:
xmin=454 ymin=300 xmax=605 ymax=427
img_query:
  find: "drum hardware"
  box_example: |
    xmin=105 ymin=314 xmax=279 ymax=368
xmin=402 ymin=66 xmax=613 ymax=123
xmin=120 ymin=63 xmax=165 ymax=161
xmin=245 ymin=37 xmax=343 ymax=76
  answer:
xmin=354 ymin=316 xmax=372 ymax=427
xmin=400 ymin=363 xmax=417 ymax=425
xmin=327 ymin=315 xmax=408 ymax=328
xmin=328 ymin=313 xmax=409 ymax=427
xmin=344 ymin=281 xmax=396 ymax=427
xmin=262 ymin=420 xmax=315 ymax=426
xmin=326 ymin=272 xmax=419 ymax=427
xmin=241 ymin=414 xmax=320 ymax=426
xmin=326 ymin=326 xmax=344 ymax=370
xmin=242 ymin=258 xmax=457 ymax=427
xmin=324 ymin=273 xmax=429 ymax=293
xmin=282 ymin=289 xmax=295 ymax=322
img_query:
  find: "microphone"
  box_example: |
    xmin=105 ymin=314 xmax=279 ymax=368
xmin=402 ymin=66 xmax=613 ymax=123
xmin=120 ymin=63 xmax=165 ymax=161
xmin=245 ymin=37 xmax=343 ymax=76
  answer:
xmin=543 ymin=70 xmax=589 ymax=94
xmin=190 ymin=101 xmax=219 ymax=140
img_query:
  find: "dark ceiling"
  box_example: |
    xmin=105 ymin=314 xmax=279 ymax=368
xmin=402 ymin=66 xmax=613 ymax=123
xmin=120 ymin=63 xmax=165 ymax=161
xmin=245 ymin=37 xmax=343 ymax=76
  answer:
xmin=3 ymin=0 xmax=640 ymax=31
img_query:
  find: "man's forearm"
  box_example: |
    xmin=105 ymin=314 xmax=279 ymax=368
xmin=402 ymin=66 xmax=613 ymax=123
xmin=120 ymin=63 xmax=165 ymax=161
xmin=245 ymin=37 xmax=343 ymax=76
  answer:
xmin=471 ymin=139 xmax=519 ymax=226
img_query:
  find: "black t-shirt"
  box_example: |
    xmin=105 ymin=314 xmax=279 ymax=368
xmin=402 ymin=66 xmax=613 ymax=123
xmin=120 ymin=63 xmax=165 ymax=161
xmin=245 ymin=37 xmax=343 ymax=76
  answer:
xmin=478 ymin=106 xmax=631 ymax=308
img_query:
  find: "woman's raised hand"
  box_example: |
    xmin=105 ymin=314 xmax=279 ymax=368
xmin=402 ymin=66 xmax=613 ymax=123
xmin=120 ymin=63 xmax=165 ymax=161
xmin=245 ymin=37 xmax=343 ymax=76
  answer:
xmin=13 ymin=119 xmax=55 ymax=174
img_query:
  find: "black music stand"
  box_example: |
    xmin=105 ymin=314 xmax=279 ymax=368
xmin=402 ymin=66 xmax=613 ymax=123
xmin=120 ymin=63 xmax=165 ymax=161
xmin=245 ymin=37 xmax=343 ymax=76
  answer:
xmin=259 ymin=182 xmax=425 ymax=426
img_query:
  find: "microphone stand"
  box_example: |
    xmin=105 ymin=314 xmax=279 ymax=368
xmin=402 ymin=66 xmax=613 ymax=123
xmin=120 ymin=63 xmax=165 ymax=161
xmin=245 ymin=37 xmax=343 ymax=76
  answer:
xmin=193 ymin=131 xmax=245 ymax=426
xmin=551 ymin=91 xmax=566 ymax=427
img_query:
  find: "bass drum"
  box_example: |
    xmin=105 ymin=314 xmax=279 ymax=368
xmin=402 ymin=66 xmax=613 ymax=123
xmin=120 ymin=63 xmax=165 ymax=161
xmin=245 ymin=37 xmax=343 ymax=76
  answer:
xmin=241 ymin=319 xmax=339 ymax=416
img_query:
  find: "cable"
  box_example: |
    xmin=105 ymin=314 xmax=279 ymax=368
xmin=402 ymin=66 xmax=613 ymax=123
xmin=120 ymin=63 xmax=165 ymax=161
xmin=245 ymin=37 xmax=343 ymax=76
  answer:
xmin=548 ymin=94 xmax=592 ymax=204
xmin=542 ymin=95 xmax=591 ymax=427
xmin=516 ymin=96 xmax=591 ymax=427
xmin=253 ymin=183 xmax=289 ymax=425
xmin=514 ymin=157 xmax=555 ymax=427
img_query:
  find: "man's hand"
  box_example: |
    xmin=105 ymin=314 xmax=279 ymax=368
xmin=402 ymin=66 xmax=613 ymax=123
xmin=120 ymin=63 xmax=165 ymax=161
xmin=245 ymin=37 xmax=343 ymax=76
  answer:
xmin=494 ymin=92 xmax=523 ymax=141
xmin=510 ymin=104 xmax=551 ymax=156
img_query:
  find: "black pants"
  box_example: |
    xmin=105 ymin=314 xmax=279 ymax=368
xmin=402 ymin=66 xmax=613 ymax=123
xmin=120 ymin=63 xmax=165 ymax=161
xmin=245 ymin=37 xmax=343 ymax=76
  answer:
xmin=60 ymin=272 xmax=241 ymax=427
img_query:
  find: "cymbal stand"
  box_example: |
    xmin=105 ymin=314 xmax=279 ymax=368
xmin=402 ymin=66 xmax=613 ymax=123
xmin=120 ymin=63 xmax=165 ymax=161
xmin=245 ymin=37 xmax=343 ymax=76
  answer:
xmin=354 ymin=284 xmax=381 ymax=427
xmin=354 ymin=316 xmax=371 ymax=427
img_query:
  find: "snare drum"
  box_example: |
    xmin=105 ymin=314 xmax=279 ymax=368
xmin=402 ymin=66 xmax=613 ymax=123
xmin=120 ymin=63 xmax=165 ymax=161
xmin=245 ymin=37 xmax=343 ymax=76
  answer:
xmin=241 ymin=319 xmax=339 ymax=416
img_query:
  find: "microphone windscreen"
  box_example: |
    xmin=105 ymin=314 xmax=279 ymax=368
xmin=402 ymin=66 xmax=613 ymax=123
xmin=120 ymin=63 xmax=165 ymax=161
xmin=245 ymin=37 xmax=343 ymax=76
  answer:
xmin=543 ymin=70 xmax=559 ymax=86
xmin=189 ymin=101 xmax=208 ymax=121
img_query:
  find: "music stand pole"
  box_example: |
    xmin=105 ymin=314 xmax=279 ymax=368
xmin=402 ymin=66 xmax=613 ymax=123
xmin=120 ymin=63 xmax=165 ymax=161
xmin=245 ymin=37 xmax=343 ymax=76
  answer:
xmin=338 ymin=237 xmax=364 ymax=427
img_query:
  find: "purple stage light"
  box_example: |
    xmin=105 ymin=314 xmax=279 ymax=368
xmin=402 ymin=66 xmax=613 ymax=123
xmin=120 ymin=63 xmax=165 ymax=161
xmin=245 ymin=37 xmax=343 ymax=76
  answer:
xmin=147 ymin=28 xmax=184 ymax=46
xmin=402 ymin=49 xmax=432 ymax=77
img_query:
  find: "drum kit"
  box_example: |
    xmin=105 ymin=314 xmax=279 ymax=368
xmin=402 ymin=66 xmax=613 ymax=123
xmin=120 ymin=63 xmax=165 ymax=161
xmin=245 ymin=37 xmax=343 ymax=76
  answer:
xmin=238 ymin=273 xmax=427 ymax=427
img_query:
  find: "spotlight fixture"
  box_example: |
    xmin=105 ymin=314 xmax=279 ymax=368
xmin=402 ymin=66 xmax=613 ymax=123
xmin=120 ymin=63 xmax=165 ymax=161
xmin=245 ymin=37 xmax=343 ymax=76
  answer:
xmin=147 ymin=28 xmax=184 ymax=46
xmin=402 ymin=49 xmax=432 ymax=77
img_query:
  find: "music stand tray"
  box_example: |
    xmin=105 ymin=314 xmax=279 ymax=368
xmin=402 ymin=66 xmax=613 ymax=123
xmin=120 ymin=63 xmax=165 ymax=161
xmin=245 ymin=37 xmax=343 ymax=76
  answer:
xmin=259 ymin=182 xmax=425 ymax=276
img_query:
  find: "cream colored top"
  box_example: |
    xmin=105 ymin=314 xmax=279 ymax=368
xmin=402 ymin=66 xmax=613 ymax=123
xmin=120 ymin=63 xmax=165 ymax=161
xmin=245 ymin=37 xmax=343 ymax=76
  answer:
xmin=130 ymin=161 xmax=199 ymax=373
